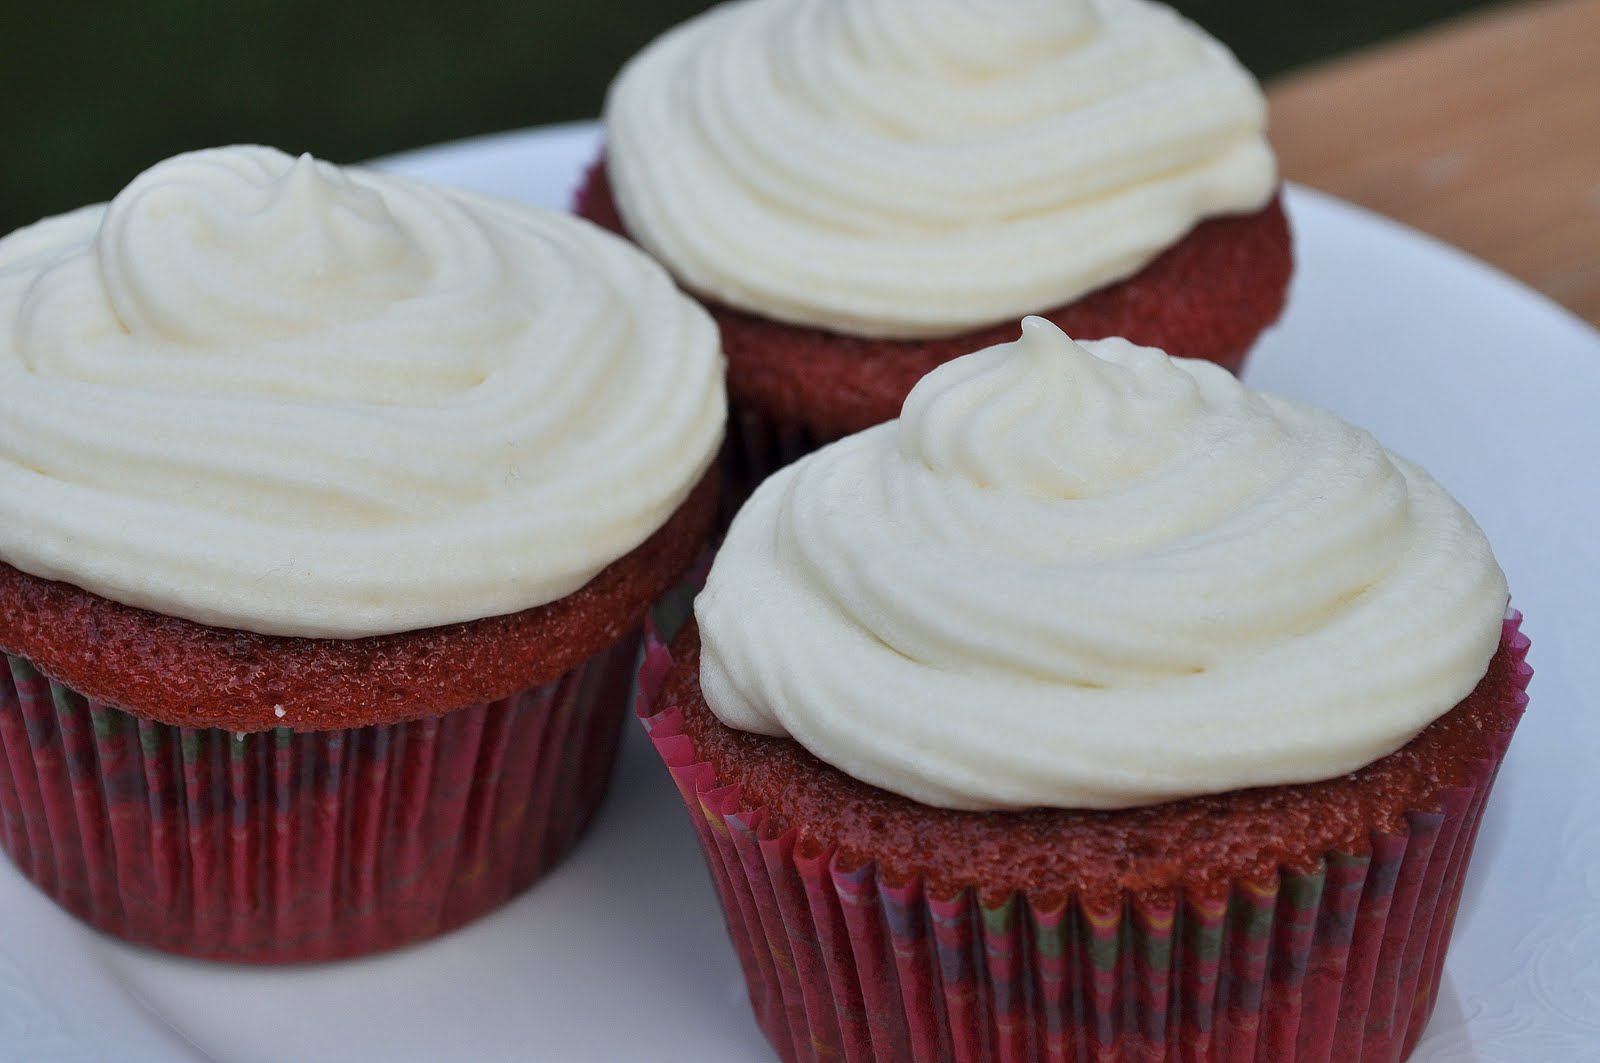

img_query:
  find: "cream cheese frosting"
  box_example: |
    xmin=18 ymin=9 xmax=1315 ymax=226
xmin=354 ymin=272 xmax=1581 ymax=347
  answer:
xmin=696 ymin=319 xmax=1508 ymax=810
xmin=0 ymin=146 xmax=725 ymax=638
xmin=603 ymin=0 xmax=1276 ymax=338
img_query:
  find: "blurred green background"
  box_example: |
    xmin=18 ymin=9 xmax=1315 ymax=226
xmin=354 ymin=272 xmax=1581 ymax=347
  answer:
xmin=3 ymin=0 xmax=1507 ymax=235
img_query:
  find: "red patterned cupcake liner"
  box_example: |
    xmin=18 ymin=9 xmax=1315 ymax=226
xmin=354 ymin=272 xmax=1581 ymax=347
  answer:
xmin=721 ymin=406 xmax=833 ymax=521
xmin=636 ymin=617 xmax=1530 ymax=1063
xmin=0 ymin=630 xmax=639 ymax=963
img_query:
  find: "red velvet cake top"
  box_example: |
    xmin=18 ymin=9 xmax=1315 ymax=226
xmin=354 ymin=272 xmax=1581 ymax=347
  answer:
xmin=0 ymin=472 xmax=716 ymax=732
xmin=576 ymin=159 xmax=1293 ymax=438
xmin=663 ymin=618 xmax=1528 ymax=906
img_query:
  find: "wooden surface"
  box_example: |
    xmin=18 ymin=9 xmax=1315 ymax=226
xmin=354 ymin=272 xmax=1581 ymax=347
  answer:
xmin=1268 ymin=0 xmax=1600 ymax=325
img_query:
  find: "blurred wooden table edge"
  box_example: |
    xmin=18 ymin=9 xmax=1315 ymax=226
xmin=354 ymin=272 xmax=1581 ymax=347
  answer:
xmin=1267 ymin=0 xmax=1600 ymax=327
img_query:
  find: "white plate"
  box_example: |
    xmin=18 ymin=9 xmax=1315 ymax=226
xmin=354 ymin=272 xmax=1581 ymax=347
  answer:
xmin=4 ymin=123 xmax=1598 ymax=1062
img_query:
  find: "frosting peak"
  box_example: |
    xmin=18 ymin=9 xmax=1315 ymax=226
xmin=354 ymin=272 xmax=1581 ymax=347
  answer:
xmin=604 ymin=0 xmax=1276 ymax=337
xmin=697 ymin=321 xmax=1507 ymax=810
xmin=0 ymin=146 xmax=725 ymax=638
xmin=811 ymin=0 xmax=1101 ymax=81
xmin=901 ymin=315 xmax=1242 ymax=498
xmin=98 ymin=147 xmax=430 ymax=345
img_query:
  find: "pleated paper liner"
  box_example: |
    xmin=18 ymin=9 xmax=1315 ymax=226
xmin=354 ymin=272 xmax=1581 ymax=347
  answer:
xmin=637 ymin=616 xmax=1531 ymax=1063
xmin=0 ymin=629 xmax=639 ymax=963
xmin=720 ymin=407 xmax=834 ymax=526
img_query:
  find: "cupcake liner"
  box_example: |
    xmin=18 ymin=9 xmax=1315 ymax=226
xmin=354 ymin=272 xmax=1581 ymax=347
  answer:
xmin=723 ymin=407 xmax=834 ymax=519
xmin=0 ymin=629 xmax=639 ymax=963
xmin=648 ymin=548 xmax=716 ymax=644
xmin=637 ymin=616 xmax=1530 ymax=1063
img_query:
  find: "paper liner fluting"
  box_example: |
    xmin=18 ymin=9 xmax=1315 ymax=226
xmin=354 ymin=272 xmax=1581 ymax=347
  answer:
xmin=636 ymin=616 xmax=1530 ymax=1063
xmin=0 ymin=630 xmax=639 ymax=963
xmin=720 ymin=407 xmax=834 ymax=523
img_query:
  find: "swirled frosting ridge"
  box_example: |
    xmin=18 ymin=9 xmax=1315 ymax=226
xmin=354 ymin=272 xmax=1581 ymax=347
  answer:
xmin=604 ymin=0 xmax=1276 ymax=337
xmin=0 ymin=146 xmax=725 ymax=637
xmin=697 ymin=319 xmax=1507 ymax=810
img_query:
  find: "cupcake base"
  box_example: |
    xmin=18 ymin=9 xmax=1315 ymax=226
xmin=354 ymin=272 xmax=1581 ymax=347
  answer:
xmin=0 ymin=633 xmax=637 ymax=964
xmin=636 ymin=617 xmax=1530 ymax=1063
xmin=0 ymin=470 xmax=718 ymax=963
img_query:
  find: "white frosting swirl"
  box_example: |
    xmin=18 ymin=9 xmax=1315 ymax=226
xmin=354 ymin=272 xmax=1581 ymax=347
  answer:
xmin=604 ymin=0 xmax=1276 ymax=338
xmin=697 ymin=319 xmax=1507 ymax=810
xmin=0 ymin=146 xmax=725 ymax=638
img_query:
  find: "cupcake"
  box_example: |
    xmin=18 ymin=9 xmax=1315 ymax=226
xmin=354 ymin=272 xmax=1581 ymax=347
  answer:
xmin=579 ymin=0 xmax=1293 ymax=488
xmin=638 ymin=319 xmax=1525 ymax=1061
xmin=0 ymin=145 xmax=725 ymax=962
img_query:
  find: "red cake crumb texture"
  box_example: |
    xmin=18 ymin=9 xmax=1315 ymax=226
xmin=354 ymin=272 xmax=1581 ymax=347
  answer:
xmin=0 ymin=470 xmax=717 ymax=733
xmin=576 ymin=159 xmax=1294 ymax=439
xmin=662 ymin=619 xmax=1524 ymax=907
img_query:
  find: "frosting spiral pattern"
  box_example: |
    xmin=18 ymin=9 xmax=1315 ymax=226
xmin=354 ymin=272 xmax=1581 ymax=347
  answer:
xmin=604 ymin=0 xmax=1276 ymax=338
xmin=697 ymin=319 xmax=1508 ymax=810
xmin=0 ymin=146 xmax=724 ymax=638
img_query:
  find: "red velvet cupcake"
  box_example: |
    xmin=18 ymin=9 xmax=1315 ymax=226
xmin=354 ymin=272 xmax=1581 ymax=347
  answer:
xmin=640 ymin=320 xmax=1524 ymax=1061
xmin=579 ymin=0 xmax=1293 ymax=489
xmin=0 ymin=145 xmax=726 ymax=962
